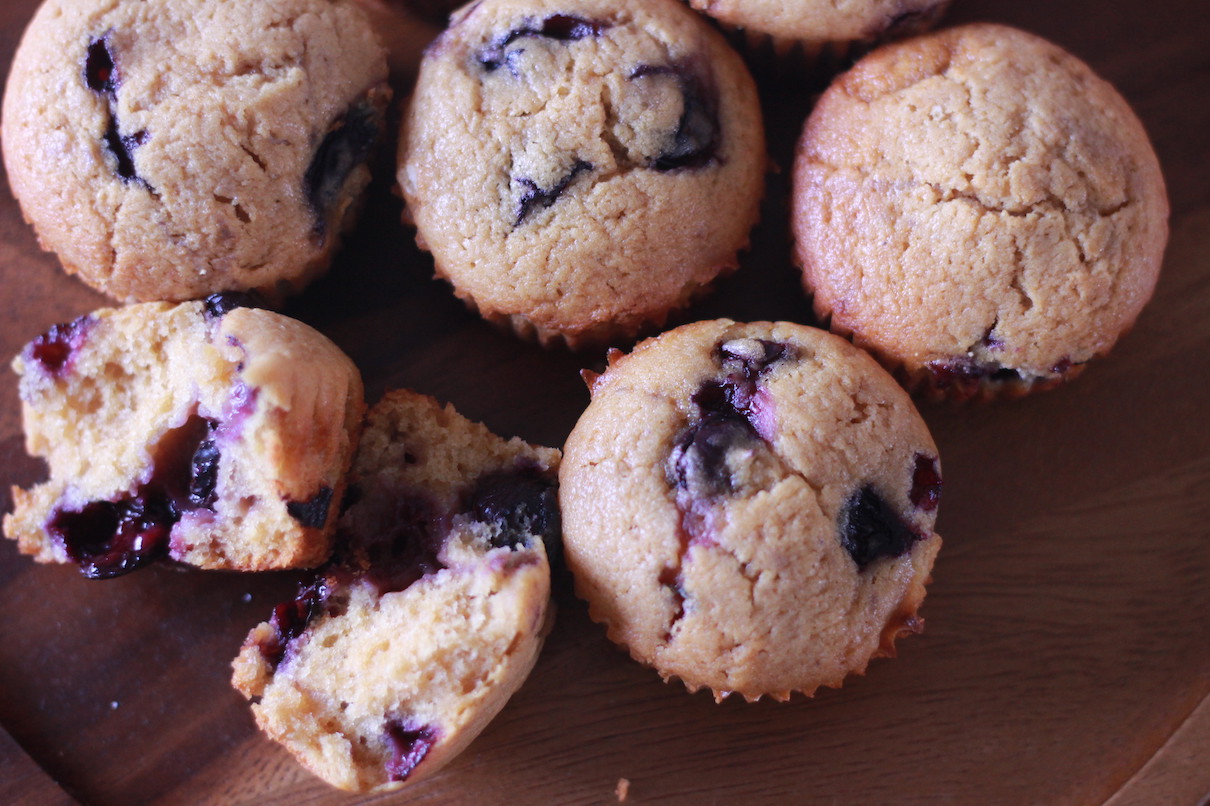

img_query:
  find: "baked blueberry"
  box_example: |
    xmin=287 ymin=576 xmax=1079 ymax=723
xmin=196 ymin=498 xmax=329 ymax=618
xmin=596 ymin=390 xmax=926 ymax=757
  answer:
xmin=286 ymin=487 xmax=335 ymax=530
xmin=476 ymin=14 xmax=607 ymax=71
xmin=630 ymin=64 xmax=719 ymax=171
xmin=909 ymin=454 xmax=942 ymax=512
xmin=839 ymin=486 xmax=921 ymax=569
xmin=384 ymin=721 xmax=439 ymax=782
xmin=25 ymin=316 xmax=94 ymax=376
xmin=512 ymin=159 xmax=593 ymax=225
xmin=305 ymin=98 xmax=384 ymax=240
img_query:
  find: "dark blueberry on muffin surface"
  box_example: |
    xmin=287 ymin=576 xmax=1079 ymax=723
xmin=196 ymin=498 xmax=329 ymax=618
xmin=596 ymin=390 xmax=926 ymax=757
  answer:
xmin=839 ymin=486 xmax=921 ymax=569
xmin=629 ymin=64 xmax=720 ymax=171
xmin=84 ymin=35 xmax=118 ymax=94
xmin=477 ymin=14 xmax=607 ymax=71
xmin=304 ymin=99 xmax=383 ymax=238
xmin=512 ymin=159 xmax=593 ymax=225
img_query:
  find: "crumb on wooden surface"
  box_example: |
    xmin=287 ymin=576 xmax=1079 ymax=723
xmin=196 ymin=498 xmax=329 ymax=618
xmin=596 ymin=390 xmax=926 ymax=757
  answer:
xmin=616 ymin=777 xmax=630 ymax=802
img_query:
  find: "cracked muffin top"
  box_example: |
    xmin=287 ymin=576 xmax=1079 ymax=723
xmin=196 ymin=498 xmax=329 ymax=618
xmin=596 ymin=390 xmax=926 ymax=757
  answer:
xmin=397 ymin=0 xmax=765 ymax=349
xmin=792 ymin=23 xmax=1168 ymax=400
xmin=559 ymin=319 xmax=941 ymax=702
xmin=1 ymin=0 xmax=389 ymax=303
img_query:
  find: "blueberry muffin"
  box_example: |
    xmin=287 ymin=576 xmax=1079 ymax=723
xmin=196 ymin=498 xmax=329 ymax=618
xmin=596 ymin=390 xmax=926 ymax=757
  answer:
xmin=687 ymin=0 xmax=953 ymax=65
xmin=1 ymin=0 xmax=390 ymax=303
xmin=397 ymin=0 xmax=766 ymax=349
xmin=560 ymin=319 xmax=942 ymax=701
xmin=792 ymin=24 xmax=1169 ymax=400
xmin=232 ymin=390 xmax=559 ymax=792
xmin=3 ymin=296 xmax=364 ymax=576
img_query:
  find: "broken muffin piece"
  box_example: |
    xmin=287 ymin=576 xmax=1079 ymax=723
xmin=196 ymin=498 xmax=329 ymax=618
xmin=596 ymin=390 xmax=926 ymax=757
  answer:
xmin=232 ymin=389 xmax=559 ymax=792
xmin=3 ymin=298 xmax=364 ymax=575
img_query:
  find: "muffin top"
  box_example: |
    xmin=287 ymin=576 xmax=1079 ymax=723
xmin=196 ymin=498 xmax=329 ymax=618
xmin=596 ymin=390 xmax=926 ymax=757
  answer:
xmin=1 ymin=0 xmax=389 ymax=302
xmin=792 ymin=23 xmax=1168 ymax=394
xmin=398 ymin=0 xmax=765 ymax=348
xmin=560 ymin=319 xmax=942 ymax=701
xmin=686 ymin=0 xmax=952 ymax=46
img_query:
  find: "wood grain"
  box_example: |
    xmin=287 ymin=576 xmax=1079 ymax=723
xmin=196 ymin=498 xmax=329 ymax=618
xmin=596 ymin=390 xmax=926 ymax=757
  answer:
xmin=0 ymin=725 xmax=77 ymax=806
xmin=1 ymin=1 xmax=1208 ymax=804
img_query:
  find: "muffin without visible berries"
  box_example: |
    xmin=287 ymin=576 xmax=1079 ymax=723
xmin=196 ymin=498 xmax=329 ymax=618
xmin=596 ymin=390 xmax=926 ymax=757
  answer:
xmin=398 ymin=0 xmax=766 ymax=349
xmin=1 ymin=0 xmax=390 ymax=303
xmin=792 ymin=23 xmax=1169 ymax=400
xmin=3 ymin=296 xmax=364 ymax=576
xmin=233 ymin=390 xmax=560 ymax=793
xmin=560 ymin=319 xmax=942 ymax=702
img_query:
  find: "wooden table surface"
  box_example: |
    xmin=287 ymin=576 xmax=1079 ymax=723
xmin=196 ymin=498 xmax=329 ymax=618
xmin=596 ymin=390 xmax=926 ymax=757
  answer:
xmin=2 ymin=1 xmax=1208 ymax=804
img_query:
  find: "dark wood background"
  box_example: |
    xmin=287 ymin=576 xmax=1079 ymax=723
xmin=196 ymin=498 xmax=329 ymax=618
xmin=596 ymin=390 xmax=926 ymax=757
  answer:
xmin=2 ymin=0 xmax=1208 ymax=804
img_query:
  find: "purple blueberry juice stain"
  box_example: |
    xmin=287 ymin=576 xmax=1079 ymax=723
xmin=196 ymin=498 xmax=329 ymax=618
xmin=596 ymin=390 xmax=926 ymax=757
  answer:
xmin=384 ymin=720 xmax=439 ymax=782
xmin=477 ymin=14 xmax=607 ymax=71
xmin=513 ymin=159 xmax=593 ymax=226
xmin=304 ymin=99 xmax=381 ymax=239
xmin=839 ymin=486 xmax=923 ymax=570
xmin=909 ymin=453 xmax=941 ymax=513
xmin=465 ymin=465 xmax=560 ymax=552
xmin=219 ymin=382 xmax=258 ymax=437
xmin=47 ymin=414 xmax=220 ymax=579
xmin=287 ymin=486 xmax=334 ymax=529
xmin=629 ymin=64 xmax=720 ymax=172
xmin=83 ymin=34 xmax=150 ymax=187
xmin=25 ymin=316 xmax=94 ymax=376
